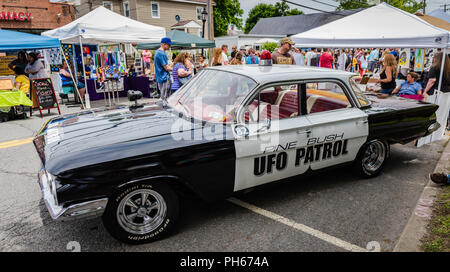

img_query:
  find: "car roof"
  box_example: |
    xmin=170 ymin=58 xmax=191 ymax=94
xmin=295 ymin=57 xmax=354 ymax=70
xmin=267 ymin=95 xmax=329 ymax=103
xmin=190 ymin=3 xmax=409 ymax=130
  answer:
xmin=206 ymin=65 xmax=356 ymax=84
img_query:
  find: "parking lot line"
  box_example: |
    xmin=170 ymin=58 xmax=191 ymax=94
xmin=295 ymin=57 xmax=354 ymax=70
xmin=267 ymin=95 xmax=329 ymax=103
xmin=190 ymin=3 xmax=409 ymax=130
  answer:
xmin=0 ymin=138 xmax=34 ymax=150
xmin=228 ymin=197 xmax=368 ymax=252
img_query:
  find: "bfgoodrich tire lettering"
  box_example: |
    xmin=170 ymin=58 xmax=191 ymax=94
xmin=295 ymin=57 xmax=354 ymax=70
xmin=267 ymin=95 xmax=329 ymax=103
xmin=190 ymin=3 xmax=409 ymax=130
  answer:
xmin=102 ymin=181 xmax=179 ymax=244
xmin=354 ymin=139 xmax=389 ymax=178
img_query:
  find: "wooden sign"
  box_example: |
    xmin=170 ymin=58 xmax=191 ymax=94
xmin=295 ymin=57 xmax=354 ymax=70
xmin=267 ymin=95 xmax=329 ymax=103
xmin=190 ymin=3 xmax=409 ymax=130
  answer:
xmin=0 ymin=56 xmax=15 ymax=76
xmin=0 ymin=78 xmax=13 ymax=90
xmin=31 ymin=78 xmax=61 ymax=118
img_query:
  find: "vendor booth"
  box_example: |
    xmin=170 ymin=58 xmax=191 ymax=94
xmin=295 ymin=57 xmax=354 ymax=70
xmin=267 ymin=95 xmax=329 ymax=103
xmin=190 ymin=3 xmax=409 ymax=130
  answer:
xmin=291 ymin=3 xmax=450 ymax=145
xmin=0 ymin=29 xmax=61 ymax=120
xmin=42 ymin=6 xmax=166 ymax=108
xmin=137 ymin=30 xmax=216 ymax=82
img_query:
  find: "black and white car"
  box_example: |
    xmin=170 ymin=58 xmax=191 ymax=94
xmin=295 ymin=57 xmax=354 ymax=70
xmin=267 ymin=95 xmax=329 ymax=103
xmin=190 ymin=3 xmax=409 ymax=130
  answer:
xmin=34 ymin=65 xmax=440 ymax=244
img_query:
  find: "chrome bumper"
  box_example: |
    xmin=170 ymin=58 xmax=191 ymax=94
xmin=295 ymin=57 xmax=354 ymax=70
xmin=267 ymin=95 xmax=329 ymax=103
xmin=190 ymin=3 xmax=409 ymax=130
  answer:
xmin=428 ymin=122 xmax=441 ymax=133
xmin=38 ymin=169 xmax=108 ymax=221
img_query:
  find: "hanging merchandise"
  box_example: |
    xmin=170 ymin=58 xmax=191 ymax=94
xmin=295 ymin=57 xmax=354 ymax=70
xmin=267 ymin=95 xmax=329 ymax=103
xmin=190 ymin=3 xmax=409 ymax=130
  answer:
xmin=398 ymin=48 xmax=410 ymax=69
xmin=83 ymin=46 xmax=90 ymax=55
xmin=424 ymin=49 xmax=437 ymax=72
xmin=52 ymin=44 xmax=74 ymax=73
xmin=414 ymin=48 xmax=425 ymax=72
xmin=45 ymin=48 xmax=63 ymax=66
xmin=92 ymin=50 xmax=126 ymax=81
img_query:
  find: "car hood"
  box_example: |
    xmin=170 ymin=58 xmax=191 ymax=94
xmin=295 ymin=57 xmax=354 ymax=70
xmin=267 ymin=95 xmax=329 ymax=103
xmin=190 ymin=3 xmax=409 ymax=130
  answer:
xmin=34 ymin=102 xmax=224 ymax=175
xmin=365 ymin=93 xmax=438 ymax=111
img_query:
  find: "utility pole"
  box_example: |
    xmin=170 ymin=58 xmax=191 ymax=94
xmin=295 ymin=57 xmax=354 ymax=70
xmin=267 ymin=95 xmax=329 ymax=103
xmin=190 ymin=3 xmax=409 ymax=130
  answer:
xmin=207 ymin=0 xmax=214 ymax=65
xmin=423 ymin=0 xmax=426 ymax=14
xmin=441 ymin=4 xmax=448 ymax=12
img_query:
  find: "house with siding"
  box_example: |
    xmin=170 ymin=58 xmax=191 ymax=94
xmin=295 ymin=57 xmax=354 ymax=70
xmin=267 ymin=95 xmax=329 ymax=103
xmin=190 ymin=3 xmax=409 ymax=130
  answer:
xmin=68 ymin=0 xmax=213 ymax=38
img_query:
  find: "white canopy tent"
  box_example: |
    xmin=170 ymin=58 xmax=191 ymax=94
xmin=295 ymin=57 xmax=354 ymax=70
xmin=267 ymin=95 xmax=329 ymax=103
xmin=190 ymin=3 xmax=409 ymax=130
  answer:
xmin=291 ymin=3 xmax=449 ymax=145
xmin=42 ymin=6 xmax=166 ymax=108
xmin=42 ymin=6 xmax=166 ymax=44
xmin=290 ymin=3 xmax=449 ymax=49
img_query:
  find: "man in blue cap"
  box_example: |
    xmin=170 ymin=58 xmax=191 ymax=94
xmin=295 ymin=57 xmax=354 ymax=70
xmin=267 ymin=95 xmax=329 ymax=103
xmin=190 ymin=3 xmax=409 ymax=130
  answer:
xmin=154 ymin=37 xmax=173 ymax=102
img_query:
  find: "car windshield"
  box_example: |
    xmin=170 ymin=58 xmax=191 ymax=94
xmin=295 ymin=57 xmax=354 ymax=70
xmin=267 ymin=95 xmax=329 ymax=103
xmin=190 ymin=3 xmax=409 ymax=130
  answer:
xmin=349 ymin=76 xmax=371 ymax=107
xmin=168 ymin=69 xmax=257 ymax=123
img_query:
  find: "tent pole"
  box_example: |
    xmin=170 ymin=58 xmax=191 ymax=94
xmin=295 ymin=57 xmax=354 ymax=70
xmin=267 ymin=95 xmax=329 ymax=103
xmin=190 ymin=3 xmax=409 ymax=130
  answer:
xmin=61 ymin=45 xmax=85 ymax=109
xmin=430 ymin=47 xmax=448 ymax=142
xmin=436 ymin=47 xmax=447 ymax=100
xmin=79 ymin=35 xmax=91 ymax=109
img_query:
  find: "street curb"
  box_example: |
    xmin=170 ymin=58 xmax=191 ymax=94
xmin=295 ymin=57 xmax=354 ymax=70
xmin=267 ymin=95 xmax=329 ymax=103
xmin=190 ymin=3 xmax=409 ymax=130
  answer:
xmin=393 ymin=136 xmax=450 ymax=252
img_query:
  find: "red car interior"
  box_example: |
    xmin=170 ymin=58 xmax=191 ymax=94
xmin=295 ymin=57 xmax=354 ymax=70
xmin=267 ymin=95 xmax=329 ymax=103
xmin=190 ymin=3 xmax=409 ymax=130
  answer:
xmin=244 ymin=89 xmax=349 ymax=121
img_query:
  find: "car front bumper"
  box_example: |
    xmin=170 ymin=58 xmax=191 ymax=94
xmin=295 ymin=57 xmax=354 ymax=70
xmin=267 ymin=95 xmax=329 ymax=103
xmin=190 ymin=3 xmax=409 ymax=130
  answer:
xmin=38 ymin=168 xmax=108 ymax=221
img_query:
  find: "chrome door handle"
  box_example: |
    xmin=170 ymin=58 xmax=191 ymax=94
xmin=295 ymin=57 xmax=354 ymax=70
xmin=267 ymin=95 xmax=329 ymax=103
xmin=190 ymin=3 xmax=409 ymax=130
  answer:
xmin=297 ymin=129 xmax=311 ymax=136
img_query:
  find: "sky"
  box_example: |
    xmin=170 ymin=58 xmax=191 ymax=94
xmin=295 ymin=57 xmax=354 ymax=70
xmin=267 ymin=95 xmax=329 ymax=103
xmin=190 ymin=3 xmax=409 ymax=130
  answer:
xmin=238 ymin=0 xmax=449 ymax=24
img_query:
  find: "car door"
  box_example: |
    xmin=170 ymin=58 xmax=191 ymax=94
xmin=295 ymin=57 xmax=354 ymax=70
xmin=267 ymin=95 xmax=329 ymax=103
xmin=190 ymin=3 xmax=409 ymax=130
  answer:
xmin=303 ymin=80 xmax=369 ymax=170
xmin=232 ymin=83 xmax=313 ymax=192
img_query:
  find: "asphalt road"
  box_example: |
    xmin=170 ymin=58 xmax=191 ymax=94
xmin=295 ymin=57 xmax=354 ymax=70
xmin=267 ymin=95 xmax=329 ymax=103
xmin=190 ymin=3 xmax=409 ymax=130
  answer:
xmin=0 ymin=100 xmax=445 ymax=252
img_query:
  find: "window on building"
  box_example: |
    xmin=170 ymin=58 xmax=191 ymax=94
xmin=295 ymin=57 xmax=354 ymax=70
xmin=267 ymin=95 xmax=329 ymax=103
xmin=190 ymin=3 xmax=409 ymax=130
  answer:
xmin=103 ymin=1 xmax=113 ymax=11
xmin=123 ymin=1 xmax=130 ymax=18
xmin=196 ymin=7 xmax=203 ymax=21
xmin=151 ymin=1 xmax=160 ymax=18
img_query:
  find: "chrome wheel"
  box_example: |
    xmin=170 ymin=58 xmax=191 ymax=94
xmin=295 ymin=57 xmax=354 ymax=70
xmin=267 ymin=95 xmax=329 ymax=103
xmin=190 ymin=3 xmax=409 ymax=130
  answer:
xmin=117 ymin=189 xmax=167 ymax=235
xmin=362 ymin=141 xmax=386 ymax=173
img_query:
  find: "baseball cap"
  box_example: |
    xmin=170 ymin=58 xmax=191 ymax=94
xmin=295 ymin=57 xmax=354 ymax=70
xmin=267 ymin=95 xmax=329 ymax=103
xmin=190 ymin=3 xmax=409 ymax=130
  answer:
xmin=280 ymin=37 xmax=295 ymax=45
xmin=161 ymin=37 xmax=173 ymax=45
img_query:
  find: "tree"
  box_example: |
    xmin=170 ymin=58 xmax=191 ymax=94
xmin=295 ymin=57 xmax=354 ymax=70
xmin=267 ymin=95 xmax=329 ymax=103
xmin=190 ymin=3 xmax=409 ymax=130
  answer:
xmin=274 ymin=1 xmax=303 ymax=16
xmin=336 ymin=0 xmax=373 ymax=10
xmin=262 ymin=42 xmax=278 ymax=53
xmin=244 ymin=1 xmax=304 ymax=34
xmin=384 ymin=0 xmax=424 ymax=13
xmin=336 ymin=0 xmax=424 ymax=14
xmin=213 ymin=0 xmax=244 ymax=37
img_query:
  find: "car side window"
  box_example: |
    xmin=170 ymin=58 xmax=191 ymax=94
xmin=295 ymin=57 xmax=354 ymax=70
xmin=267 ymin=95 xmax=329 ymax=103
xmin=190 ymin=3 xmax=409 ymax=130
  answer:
xmin=305 ymin=81 xmax=351 ymax=114
xmin=243 ymin=84 xmax=299 ymax=122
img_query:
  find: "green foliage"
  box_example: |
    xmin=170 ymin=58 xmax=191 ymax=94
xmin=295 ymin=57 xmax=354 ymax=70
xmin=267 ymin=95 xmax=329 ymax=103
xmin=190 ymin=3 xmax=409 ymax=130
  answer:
xmin=336 ymin=0 xmax=373 ymax=10
xmin=244 ymin=4 xmax=276 ymax=34
xmin=384 ymin=0 xmax=424 ymax=13
xmin=336 ymin=0 xmax=424 ymax=13
xmin=423 ymin=237 xmax=444 ymax=252
xmin=262 ymin=42 xmax=278 ymax=53
xmin=244 ymin=1 xmax=304 ymax=34
xmin=286 ymin=9 xmax=303 ymax=16
xmin=213 ymin=0 xmax=244 ymax=37
xmin=421 ymin=186 xmax=450 ymax=252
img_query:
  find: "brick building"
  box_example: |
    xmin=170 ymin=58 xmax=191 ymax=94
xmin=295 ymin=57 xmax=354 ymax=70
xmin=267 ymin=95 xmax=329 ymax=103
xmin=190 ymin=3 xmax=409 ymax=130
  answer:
xmin=0 ymin=0 xmax=74 ymax=34
xmin=69 ymin=0 xmax=213 ymax=39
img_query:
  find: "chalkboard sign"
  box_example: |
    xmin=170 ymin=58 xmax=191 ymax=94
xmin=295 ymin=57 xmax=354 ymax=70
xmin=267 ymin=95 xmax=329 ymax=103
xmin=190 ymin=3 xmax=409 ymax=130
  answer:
xmin=31 ymin=78 xmax=61 ymax=118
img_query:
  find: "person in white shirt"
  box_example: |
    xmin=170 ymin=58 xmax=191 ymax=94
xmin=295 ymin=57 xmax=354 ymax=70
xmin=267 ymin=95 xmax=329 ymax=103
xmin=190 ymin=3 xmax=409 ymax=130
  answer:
xmin=25 ymin=52 xmax=48 ymax=79
xmin=221 ymin=44 xmax=229 ymax=65
xmin=305 ymin=48 xmax=317 ymax=66
xmin=337 ymin=49 xmax=347 ymax=71
xmin=293 ymin=48 xmax=305 ymax=66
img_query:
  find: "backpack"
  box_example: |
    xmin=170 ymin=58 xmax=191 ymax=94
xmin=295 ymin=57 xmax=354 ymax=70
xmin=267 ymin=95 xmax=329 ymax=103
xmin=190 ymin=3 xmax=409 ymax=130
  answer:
xmin=310 ymin=54 xmax=318 ymax=66
xmin=345 ymin=55 xmax=351 ymax=69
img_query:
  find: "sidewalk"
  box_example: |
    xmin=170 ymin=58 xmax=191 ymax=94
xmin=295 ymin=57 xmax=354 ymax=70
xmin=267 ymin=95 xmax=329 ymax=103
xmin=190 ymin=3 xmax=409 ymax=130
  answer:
xmin=394 ymin=135 xmax=450 ymax=252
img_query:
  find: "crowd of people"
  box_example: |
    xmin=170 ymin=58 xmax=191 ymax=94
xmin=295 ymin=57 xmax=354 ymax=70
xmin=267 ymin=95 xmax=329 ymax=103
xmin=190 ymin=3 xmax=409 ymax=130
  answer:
xmin=145 ymin=36 xmax=450 ymax=110
xmin=208 ymin=38 xmax=449 ymax=102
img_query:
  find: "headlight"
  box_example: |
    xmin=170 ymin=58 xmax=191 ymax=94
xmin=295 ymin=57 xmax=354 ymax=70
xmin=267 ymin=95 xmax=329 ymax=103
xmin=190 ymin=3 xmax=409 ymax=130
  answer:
xmin=47 ymin=172 xmax=59 ymax=206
